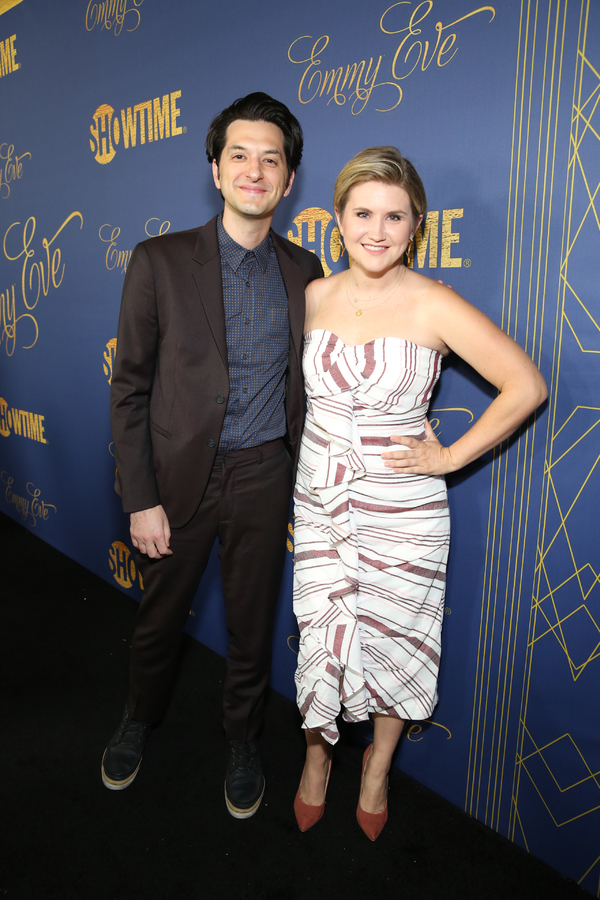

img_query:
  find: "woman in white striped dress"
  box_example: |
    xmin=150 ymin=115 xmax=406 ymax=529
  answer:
xmin=292 ymin=147 xmax=547 ymax=840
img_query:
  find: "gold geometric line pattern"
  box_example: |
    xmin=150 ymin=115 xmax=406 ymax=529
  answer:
xmin=0 ymin=0 xmax=25 ymax=14
xmin=578 ymin=854 xmax=600 ymax=890
xmin=516 ymin=726 xmax=600 ymax=825
xmin=465 ymin=0 xmax=528 ymax=801
xmin=512 ymin=0 xmax=576 ymax=853
xmin=510 ymin=3 xmax=600 ymax=891
xmin=571 ymin=57 xmax=600 ymax=145
xmin=531 ymin=589 xmax=600 ymax=679
xmin=519 ymin=729 xmax=600 ymax=792
xmin=534 ymin=543 xmax=600 ymax=676
xmin=512 ymin=802 xmax=530 ymax=852
xmin=537 ymin=565 xmax=599 ymax=604
xmin=563 ymin=313 xmax=600 ymax=351
xmin=566 ymin=284 xmax=600 ymax=329
xmin=562 ymin=273 xmax=600 ymax=338
xmin=553 ymin=404 xmax=600 ymax=439
xmin=572 ymin=97 xmax=600 ymax=147
xmin=549 ymin=412 xmax=600 ymax=463
xmin=519 ymin=762 xmax=600 ymax=827
xmin=569 ymin=56 xmax=600 ymax=147
xmin=563 ymin=169 xmax=600 ymax=256
xmin=465 ymin=0 xmax=557 ymax=832
xmin=536 ymin=454 xmax=600 ymax=564
xmin=476 ymin=0 xmax=536 ymax=824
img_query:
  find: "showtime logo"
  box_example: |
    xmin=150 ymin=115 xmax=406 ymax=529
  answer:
xmin=109 ymin=540 xmax=143 ymax=590
xmin=90 ymin=91 xmax=184 ymax=164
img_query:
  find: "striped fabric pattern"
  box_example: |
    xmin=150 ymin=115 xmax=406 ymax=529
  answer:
xmin=293 ymin=329 xmax=450 ymax=744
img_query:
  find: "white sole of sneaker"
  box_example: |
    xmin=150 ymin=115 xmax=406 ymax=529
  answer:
xmin=101 ymin=750 xmax=142 ymax=791
xmin=224 ymin=780 xmax=265 ymax=819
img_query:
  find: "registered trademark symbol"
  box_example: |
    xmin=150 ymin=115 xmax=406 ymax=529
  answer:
xmin=444 ymin=607 xmax=452 ymax=615
xmin=463 ymin=258 xmax=471 ymax=267
xmin=183 ymin=126 xmax=187 ymax=133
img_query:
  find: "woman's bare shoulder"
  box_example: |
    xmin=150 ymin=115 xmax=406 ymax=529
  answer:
xmin=307 ymin=270 xmax=345 ymax=298
xmin=406 ymin=267 xmax=460 ymax=300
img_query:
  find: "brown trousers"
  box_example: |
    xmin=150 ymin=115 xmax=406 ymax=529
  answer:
xmin=128 ymin=439 xmax=293 ymax=740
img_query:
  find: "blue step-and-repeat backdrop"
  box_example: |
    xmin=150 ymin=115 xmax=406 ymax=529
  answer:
xmin=1 ymin=0 xmax=598 ymax=890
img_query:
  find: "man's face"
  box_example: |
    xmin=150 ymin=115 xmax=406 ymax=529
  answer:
xmin=212 ymin=119 xmax=294 ymax=223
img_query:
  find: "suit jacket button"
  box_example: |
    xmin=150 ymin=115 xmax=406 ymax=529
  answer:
xmin=216 ymin=395 xmax=225 ymax=404
xmin=207 ymin=439 xmax=216 ymax=448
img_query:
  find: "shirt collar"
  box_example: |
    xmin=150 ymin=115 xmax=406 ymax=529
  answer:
xmin=217 ymin=213 xmax=272 ymax=274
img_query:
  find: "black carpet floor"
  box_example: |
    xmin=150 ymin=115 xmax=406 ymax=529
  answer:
xmin=0 ymin=511 xmax=589 ymax=900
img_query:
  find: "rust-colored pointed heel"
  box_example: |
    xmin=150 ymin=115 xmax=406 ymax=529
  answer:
xmin=294 ymin=759 xmax=332 ymax=832
xmin=356 ymin=745 xmax=388 ymax=841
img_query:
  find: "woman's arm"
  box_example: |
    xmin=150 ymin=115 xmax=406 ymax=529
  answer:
xmin=382 ymin=286 xmax=547 ymax=475
xmin=303 ymin=277 xmax=326 ymax=333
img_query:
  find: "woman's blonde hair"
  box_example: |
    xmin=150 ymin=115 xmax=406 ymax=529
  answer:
xmin=334 ymin=146 xmax=426 ymax=223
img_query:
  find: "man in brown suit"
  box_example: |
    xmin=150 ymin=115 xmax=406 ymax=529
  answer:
xmin=103 ymin=93 xmax=323 ymax=818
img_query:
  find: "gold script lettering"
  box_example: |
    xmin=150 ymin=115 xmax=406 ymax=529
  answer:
xmin=145 ymin=218 xmax=171 ymax=237
xmin=288 ymin=35 xmax=401 ymax=115
xmin=406 ymin=719 xmax=452 ymax=741
xmin=99 ymin=224 xmax=132 ymax=273
xmin=0 ymin=143 xmax=31 ymax=200
xmin=381 ymin=2 xmax=495 ymax=80
xmin=1 ymin=472 xmax=56 ymax=526
xmin=28 ymin=483 xmax=56 ymax=523
xmin=0 ymin=283 xmax=38 ymax=356
xmin=2 ymin=212 xmax=83 ymax=355
xmin=4 ymin=212 xmax=84 ymax=312
xmin=85 ymin=0 xmax=144 ymax=36
xmin=288 ymin=4 xmax=495 ymax=115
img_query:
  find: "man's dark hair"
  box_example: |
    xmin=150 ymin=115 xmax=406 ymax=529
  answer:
xmin=206 ymin=92 xmax=303 ymax=181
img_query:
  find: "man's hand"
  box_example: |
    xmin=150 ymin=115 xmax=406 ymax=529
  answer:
xmin=381 ymin=420 xmax=455 ymax=476
xmin=130 ymin=505 xmax=173 ymax=558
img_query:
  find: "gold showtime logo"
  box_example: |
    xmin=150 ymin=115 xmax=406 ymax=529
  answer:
xmin=109 ymin=540 xmax=143 ymax=590
xmin=103 ymin=338 xmax=117 ymax=384
xmin=0 ymin=397 xmax=47 ymax=442
xmin=408 ymin=209 xmax=467 ymax=269
xmin=287 ymin=208 xmax=341 ymax=277
xmin=289 ymin=207 xmax=467 ymax=273
xmin=0 ymin=32 xmax=19 ymax=78
xmin=90 ymin=91 xmax=184 ymax=164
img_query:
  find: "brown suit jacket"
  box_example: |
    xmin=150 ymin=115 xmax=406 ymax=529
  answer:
xmin=110 ymin=215 xmax=323 ymax=528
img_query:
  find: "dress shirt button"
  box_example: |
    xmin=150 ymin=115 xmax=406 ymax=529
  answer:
xmin=245 ymin=318 xmax=250 ymax=325
xmin=207 ymin=439 xmax=216 ymax=448
xmin=242 ymin=353 xmax=248 ymax=360
xmin=216 ymin=395 xmax=225 ymax=404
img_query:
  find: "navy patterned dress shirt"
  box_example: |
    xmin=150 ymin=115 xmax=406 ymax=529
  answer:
xmin=217 ymin=215 xmax=289 ymax=452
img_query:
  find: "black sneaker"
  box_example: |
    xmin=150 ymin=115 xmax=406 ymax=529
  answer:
xmin=101 ymin=706 xmax=152 ymax=791
xmin=224 ymin=740 xmax=265 ymax=819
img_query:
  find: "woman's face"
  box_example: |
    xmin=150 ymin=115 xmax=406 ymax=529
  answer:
xmin=337 ymin=181 xmax=421 ymax=275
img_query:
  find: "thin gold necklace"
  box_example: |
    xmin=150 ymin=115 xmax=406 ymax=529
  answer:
xmin=345 ymin=266 xmax=406 ymax=316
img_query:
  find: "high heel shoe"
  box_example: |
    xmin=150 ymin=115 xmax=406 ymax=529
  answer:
xmin=356 ymin=745 xmax=388 ymax=841
xmin=293 ymin=758 xmax=332 ymax=832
